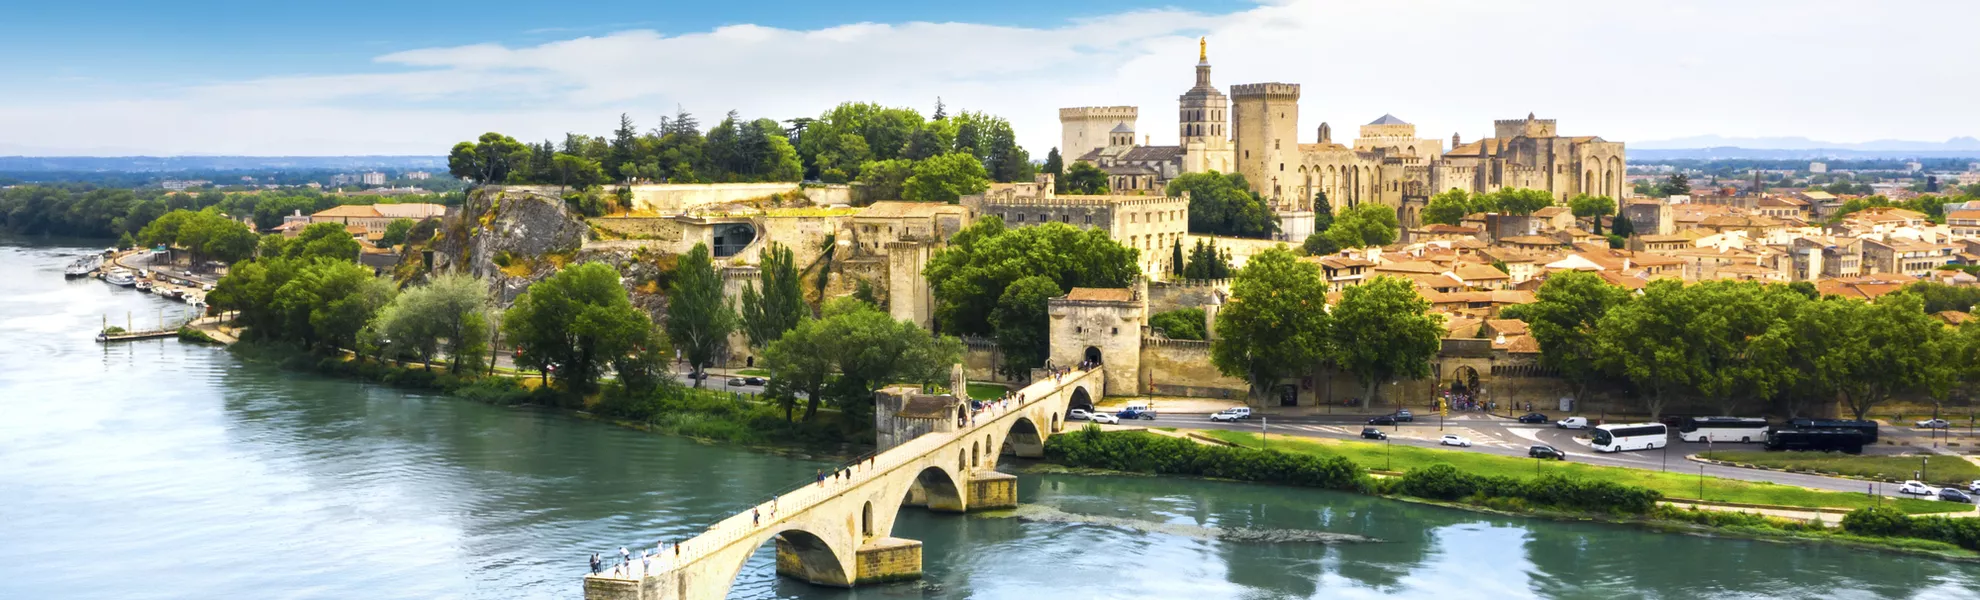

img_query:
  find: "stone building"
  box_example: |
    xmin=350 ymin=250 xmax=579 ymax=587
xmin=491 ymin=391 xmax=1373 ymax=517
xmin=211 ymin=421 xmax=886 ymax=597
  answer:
xmin=963 ymin=183 xmax=1190 ymax=275
xmin=1064 ymin=38 xmax=1233 ymax=194
xmin=1047 ymin=286 xmax=1146 ymax=396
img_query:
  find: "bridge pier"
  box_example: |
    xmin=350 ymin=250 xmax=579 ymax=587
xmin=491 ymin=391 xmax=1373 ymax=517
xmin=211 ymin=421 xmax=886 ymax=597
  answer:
xmin=852 ymin=538 xmax=923 ymax=584
xmin=966 ymin=472 xmax=1018 ymax=510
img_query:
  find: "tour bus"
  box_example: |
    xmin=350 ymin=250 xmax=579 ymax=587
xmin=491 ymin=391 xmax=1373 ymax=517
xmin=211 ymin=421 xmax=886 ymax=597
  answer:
xmin=1784 ymin=418 xmax=1879 ymax=444
xmin=1590 ymin=423 xmax=1669 ymax=453
xmin=1677 ymin=417 xmax=1771 ymax=443
xmin=1765 ymin=428 xmax=1866 ymax=454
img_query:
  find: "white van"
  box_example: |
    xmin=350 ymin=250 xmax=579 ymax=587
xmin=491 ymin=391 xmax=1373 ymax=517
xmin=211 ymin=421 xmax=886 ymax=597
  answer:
xmin=1210 ymin=407 xmax=1252 ymax=422
xmin=1556 ymin=416 xmax=1590 ymax=430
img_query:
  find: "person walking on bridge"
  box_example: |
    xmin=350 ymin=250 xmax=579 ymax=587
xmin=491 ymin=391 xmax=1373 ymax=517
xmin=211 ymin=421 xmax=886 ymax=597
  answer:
xmin=590 ymin=553 xmax=602 ymax=575
xmin=752 ymin=508 xmax=760 ymax=526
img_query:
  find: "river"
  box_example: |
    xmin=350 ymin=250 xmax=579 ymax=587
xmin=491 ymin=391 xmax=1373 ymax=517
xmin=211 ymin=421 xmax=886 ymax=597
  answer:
xmin=3 ymin=239 xmax=1979 ymax=600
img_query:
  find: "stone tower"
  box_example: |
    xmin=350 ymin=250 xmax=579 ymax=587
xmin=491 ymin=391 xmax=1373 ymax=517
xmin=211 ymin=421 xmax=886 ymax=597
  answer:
xmin=1178 ymin=38 xmax=1234 ymax=175
xmin=1230 ymin=82 xmax=1301 ymax=201
xmin=1059 ymin=106 xmax=1137 ymax=164
xmin=1317 ymin=122 xmax=1332 ymax=144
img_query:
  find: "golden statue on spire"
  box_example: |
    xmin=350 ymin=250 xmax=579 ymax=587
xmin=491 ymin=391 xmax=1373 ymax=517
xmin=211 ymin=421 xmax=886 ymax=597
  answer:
xmin=1199 ymin=37 xmax=1207 ymax=61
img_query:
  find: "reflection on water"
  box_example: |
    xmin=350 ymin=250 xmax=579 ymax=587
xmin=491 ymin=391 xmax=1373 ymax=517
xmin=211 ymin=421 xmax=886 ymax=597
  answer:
xmin=2 ymin=239 xmax=1979 ymax=600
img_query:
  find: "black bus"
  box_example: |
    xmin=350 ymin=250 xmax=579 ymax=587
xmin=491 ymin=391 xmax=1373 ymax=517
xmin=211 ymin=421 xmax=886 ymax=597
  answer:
xmin=1765 ymin=428 xmax=1866 ymax=454
xmin=1783 ymin=418 xmax=1879 ymax=444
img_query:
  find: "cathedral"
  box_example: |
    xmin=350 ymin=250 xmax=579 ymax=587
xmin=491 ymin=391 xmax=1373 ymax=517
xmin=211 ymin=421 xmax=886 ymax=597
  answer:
xmin=1059 ymin=39 xmax=1627 ymax=241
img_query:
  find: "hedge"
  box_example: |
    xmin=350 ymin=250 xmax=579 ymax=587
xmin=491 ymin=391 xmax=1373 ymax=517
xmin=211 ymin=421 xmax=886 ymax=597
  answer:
xmin=1842 ymin=506 xmax=1980 ymax=550
xmin=1395 ymin=463 xmax=1662 ymax=515
xmin=1044 ymin=426 xmax=1371 ymax=492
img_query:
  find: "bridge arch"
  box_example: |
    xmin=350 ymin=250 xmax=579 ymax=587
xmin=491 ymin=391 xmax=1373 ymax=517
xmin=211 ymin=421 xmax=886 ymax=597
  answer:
xmin=915 ymin=465 xmax=965 ymax=513
xmin=1068 ymin=386 xmax=1095 ymax=413
xmin=1000 ymin=415 xmax=1046 ymax=458
xmin=713 ymin=526 xmax=851 ymax=593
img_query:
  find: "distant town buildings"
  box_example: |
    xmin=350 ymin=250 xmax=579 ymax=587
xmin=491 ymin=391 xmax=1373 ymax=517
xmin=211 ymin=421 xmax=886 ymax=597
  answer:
xmin=160 ymin=180 xmax=210 ymax=191
xmin=1808 ymin=162 xmax=1828 ymax=174
xmin=404 ymin=171 xmax=431 ymax=180
xmin=362 ymin=172 xmax=387 ymax=186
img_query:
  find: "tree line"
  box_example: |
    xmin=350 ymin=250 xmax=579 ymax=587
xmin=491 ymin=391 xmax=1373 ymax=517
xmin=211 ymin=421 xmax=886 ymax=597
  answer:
xmin=0 ymin=185 xmax=454 ymax=241
xmin=1210 ymin=248 xmax=1445 ymax=408
xmin=447 ymin=100 xmax=1038 ymax=205
xmin=1506 ymin=271 xmax=1979 ymax=421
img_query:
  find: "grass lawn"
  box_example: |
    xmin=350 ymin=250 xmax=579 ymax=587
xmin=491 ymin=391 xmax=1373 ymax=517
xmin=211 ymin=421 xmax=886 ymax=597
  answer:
xmin=1200 ymin=430 xmax=1966 ymax=515
xmin=966 ymin=382 xmax=1010 ymax=400
xmin=1699 ymin=450 xmax=1980 ymax=488
xmin=736 ymin=368 xmax=770 ymax=377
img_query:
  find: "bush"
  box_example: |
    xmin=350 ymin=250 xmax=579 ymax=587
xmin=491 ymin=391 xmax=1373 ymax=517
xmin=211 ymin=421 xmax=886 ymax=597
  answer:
xmin=1044 ymin=428 xmax=1370 ymax=492
xmin=1842 ymin=506 xmax=1911 ymax=537
xmin=1393 ymin=464 xmax=1660 ymax=514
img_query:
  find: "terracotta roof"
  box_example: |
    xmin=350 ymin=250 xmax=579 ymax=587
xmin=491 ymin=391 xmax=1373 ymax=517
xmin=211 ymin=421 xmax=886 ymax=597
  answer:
xmin=1452 ymin=262 xmax=1511 ymax=281
xmin=1947 ymin=210 xmax=1980 ymax=221
xmin=1064 ymin=287 xmax=1135 ymax=302
xmin=1373 ymin=260 xmax=1445 ymax=274
xmin=372 ymin=203 xmax=447 ymax=219
xmin=1120 ymin=146 xmax=1184 ymax=162
xmin=1936 ymin=311 xmax=1972 ymax=325
xmin=1496 ymin=334 xmax=1541 ymax=354
xmin=1485 ymin=318 xmax=1529 ymax=336
xmin=1443 ymin=316 xmax=1483 ymax=337
xmin=1533 ymin=206 xmax=1569 ymax=218
xmin=1500 ymin=235 xmax=1567 ymax=247
xmin=313 ymin=204 xmax=382 ymax=218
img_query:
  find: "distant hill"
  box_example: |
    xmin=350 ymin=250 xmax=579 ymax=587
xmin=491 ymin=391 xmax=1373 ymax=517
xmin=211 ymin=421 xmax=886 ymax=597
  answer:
xmin=0 ymin=156 xmax=447 ymax=172
xmin=1629 ymin=135 xmax=1980 ymax=160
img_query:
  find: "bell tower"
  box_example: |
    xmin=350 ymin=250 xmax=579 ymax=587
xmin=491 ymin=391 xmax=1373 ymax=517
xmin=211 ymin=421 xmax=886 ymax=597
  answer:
xmin=1178 ymin=37 xmax=1233 ymax=174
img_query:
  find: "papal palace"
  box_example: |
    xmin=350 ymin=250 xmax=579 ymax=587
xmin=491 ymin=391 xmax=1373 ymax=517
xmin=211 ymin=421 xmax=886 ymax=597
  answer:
xmin=1062 ymin=39 xmax=1627 ymax=243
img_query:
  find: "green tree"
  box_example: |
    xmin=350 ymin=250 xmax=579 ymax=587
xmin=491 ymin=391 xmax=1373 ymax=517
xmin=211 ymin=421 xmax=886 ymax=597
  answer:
xmin=854 ymin=159 xmax=915 ymax=203
xmin=1062 ymin=161 xmax=1110 ymax=195
xmin=1182 ymin=240 xmax=1232 ymax=280
xmin=1610 ymin=212 xmax=1637 ymax=238
xmin=1211 ymin=248 xmax=1332 ymax=405
xmin=1657 ymin=173 xmax=1692 ymax=197
xmin=1685 ymin=281 xmax=1807 ymax=415
xmin=763 ymin=297 xmax=961 ymax=421
xmin=448 ymin=132 xmax=530 ymax=184
xmin=275 ymin=259 xmax=395 ymax=353
xmin=550 ymin=153 xmax=608 ymax=191
xmin=1489 ymin=188 xmax=1555 ymax=215
xmin=665 ymin=243 xmax=738 ymax=386
xmin=1499 ymin=271 xmax=1629 ymax=405
xmin=504 ymin=262 xmax=654 ymax=394
xmin=1300 ymin=232 xmax=1340 ymax=256
xmin=1421 ymin=189 xmax=1474 ymax=225
xmin=1568 ymin=194 xmax=1617 ymax=234
xmin=378 ymin=219 xmax=417 ymax=247
xmin=285 ymin=222 xmax=360 ymax=263
xmin=1043 ymin=147 xmax=1065 ymax=181
xmin=1312 ymin=191 xmax=1334 ymax=233
xmin=1324 ymin=203 xmax=1399 ymax=249
xmin=739 ymin=243 xmax=807 ymax=349
xmin=989 ymin=275 xmax=1063 ymax=378
xmin=1170 ymin=239 xmax=1186 ymax=278
xmin=923 ymin=216 xmax=1138 ymax=340
xmin=1594 ymin=279 xmax=1702 ymax=421
xmin=902 ymin=152 xmax=991 ymax=203
xmin=116 ymin=231 xmax=136 ymax=250
xmin=372 ymin=272 xmax=493 ymax=373
xmin=1330 ymin=276 xmax=1443 ymax=409
xmin=1786 ymin=294 xmax=1945 ymax=421
xmin=1149 ymin=307 xmax=1206 ymax=341
xmin=1168 ymin=171 xmax=1277 ymax=238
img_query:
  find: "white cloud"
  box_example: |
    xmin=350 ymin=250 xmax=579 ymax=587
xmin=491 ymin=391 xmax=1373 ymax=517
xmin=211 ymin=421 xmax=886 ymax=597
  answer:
xmin=5 ymin=0 xmax=1979 ymax=156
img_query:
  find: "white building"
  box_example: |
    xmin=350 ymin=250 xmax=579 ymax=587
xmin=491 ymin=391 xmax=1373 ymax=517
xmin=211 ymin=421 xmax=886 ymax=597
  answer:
xmin=362 ymin=172 xmax=387 ymax=186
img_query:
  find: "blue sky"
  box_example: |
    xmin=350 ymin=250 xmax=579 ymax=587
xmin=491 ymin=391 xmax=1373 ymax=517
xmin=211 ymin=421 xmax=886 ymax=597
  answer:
xmin=3 ymin=0 xmax=1978 ymax=156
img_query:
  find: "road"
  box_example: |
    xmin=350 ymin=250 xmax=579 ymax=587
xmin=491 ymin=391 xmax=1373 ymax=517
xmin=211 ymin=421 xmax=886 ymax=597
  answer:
xmin=1151 ymin=411 xmax=1955 ymax=501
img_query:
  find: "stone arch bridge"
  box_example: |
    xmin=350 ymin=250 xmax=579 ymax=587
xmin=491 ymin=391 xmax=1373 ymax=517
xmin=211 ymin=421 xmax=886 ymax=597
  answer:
xmin=584 ymin=367 xmax=1105 ymax=600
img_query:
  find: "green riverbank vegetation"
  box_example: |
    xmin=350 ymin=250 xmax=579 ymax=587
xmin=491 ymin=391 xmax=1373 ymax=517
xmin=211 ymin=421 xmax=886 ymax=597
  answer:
xmin=1698 ymin=450 xmax=1980 ymax=488
xmin=1047 ymin=428 xmax=1980 ymax=559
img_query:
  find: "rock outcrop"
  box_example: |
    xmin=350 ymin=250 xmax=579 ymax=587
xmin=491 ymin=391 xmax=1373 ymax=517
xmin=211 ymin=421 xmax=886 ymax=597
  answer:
xmin=433 ymin=187 xmax=589 ymax=303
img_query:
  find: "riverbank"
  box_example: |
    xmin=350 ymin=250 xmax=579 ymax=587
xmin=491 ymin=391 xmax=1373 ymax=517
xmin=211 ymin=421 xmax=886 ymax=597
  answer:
xmin=223 ymin=338 xmax=873 ymax=454
xmin=1043 ymin=428 xmax=1980 ymax=563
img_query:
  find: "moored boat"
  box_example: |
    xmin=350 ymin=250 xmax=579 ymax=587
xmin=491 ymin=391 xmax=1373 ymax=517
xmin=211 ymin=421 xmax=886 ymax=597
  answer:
xmin=104 ymin=269 xmax=136 ymax=287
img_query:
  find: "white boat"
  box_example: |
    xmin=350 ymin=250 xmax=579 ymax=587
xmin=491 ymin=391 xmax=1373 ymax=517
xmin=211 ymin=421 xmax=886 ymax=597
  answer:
xmin=64 ymin=255 xmax=103 ymax=278
xmin=104 ymin=269 xmax=136 ymax=287
xmin=135 ymin=279 xmax=154 ymax=292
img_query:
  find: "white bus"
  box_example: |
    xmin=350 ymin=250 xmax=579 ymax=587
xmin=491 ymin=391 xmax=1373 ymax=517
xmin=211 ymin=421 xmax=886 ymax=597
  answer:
xmin=1678 ymin=417 xmax=1770 ymax=443
xmin=1591 ymin=423 xmax=1668 ymax=453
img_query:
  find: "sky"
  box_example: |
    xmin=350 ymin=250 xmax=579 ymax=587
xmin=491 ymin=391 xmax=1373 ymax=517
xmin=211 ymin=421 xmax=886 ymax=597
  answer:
xmin=3 ymin=0 xmax=1978 ymax=157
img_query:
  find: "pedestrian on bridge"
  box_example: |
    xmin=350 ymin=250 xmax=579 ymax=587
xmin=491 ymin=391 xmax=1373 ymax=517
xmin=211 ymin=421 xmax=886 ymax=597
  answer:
xmin=620 ymin=546 xmax=630 ymax=566
xmin=753 ymin=508 xmax=760 ymax=526
xmin=590 ymin=553 xmax=602 ymax=574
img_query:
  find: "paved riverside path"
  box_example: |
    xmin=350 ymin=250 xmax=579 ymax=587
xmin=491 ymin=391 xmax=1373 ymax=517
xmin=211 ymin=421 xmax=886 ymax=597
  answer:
xmin=582 ymin=367 xmax=1104 ymax=600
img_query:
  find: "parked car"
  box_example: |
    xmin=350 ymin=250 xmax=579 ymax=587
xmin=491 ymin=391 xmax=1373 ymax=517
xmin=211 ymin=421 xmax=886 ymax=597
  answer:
xmin=1898 ymin=480 xmax=1934 ymax=496
xmin=1210 ymin=407 xmax=1252 ymax=422
xmin=727 ymin=377 xmax=747 ymax=386
xmin=1917 ymin=418 xmax=1951 ymax=429
xmin=1067 ymin=409 xmax=1093 ymax=421
xmin=744 ymin=376 xmax=767 ymax=386
xmin=1439 ymin=434 xmax=1473 ymax=448
xmin=687 ymin=372 xmax=709 ymax=380
xmin=1556 ymin=416 xmax=1590 ymax=429
xmin=1528 ymin=445 xmax=1567 ymax=460
xmin=1517 ymin=413 xmax=1550 ymax=424
xmin=1367 ymin=415 xmax=1398 ymax=426
xmin=1089 ymin=412 xmax=1120 ymax=425
xmin=1361 ymin=427 xmax=1388 ymax=440
xmin=1940 ymin=488 xmax=1974 ymax=503
xmin=1968 ymin=480 xmax=1980 ymax=494
xmin=1394 ymin=409 xmax=1414 ymax=422
xmin=1117 ymin=408 xmax=1157 ymax=421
